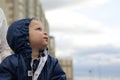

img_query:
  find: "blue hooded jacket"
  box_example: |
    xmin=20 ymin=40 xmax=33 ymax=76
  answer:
xmin=0 ymin=18 xmax=66 ymax=80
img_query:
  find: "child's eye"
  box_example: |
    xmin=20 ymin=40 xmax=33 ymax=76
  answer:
xmin=36 ymin=27 xmax=42 ymax=30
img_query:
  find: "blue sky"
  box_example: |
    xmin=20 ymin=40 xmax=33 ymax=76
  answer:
xmin=41 ymin=0 xmax=120 ymax=80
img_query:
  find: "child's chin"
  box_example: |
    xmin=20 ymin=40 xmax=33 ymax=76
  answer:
xmin=43 ymin=43 xmax=48 ymax=48
xmin=44 ymin=42 xmax=48 ymax=45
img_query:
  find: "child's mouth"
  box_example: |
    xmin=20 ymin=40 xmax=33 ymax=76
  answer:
xmin=44 ymin=37 xmax=48 ymax=41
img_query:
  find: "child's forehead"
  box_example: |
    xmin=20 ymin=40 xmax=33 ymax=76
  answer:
xmin=29 ymin=20 xmax=44 ymax=29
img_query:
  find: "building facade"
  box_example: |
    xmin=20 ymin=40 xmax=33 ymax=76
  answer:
xmin=0 ymin=0 xmax=49 ymax=33
xmin=59 ymin=58 xmax=73 ymax=80
xmin=49 ymin=36 xmax=55 ymax=57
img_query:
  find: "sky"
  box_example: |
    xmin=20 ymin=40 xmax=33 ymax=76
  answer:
xmin=40 ymin=0 xmax=120 ymax=80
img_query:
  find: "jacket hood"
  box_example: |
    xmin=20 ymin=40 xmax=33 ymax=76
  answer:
xmin=7 ymin=18 xmax=32 ymax=54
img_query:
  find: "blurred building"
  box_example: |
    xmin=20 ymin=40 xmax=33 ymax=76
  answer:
xmin=59 ymin=58 xmax=73 ymax=80
xmin=0 ymin=0 xmax=49 ymax=33
xmin=0 ymin=39 xmax=1 ymax=53
xmin=49 ymin=36 xmax=55 ymax=57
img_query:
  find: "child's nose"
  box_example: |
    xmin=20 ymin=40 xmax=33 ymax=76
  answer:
xmin=44 ymin=32 xmax=48 ymax=35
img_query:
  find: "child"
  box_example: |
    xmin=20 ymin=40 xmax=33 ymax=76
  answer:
xmin=0 ymin=18 xmax=66 ymax=80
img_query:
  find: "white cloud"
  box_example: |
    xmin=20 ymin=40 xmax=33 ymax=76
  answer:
xmin=50 ymin=0 xmax=110 ymax=11
xmin=45 ymin=7 xmax=120 ymax=57
xmin=46 ymin=10 xmax=109 ymax=33
xmin=40 ymin=0 xmax=84 ymax=10
xmin=82 ymin=0 xmax=110 ymax=7
xmin=56 ymin=48 xmax=74 ymax=57
xmin=41 ymin=0 xmax=110 ymax=11
xmin=44 ymin=0 xmax=120 ymax=78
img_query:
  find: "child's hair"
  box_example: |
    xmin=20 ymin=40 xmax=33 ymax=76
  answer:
xmin=32 ymin=17 xmax=39 ymax=21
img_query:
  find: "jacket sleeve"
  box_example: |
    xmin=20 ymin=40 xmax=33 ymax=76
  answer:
xmin=51 ymin=59 xmax=66 ymax=80
xmin=0 ymin=56 xmax=16 ymax=80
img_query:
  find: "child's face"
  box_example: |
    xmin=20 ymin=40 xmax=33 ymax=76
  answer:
xmin=29 ymin=19 xmax=48 ymax=50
